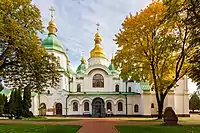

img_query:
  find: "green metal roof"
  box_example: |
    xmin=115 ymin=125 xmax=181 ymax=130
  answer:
xmin=140 ymin=82 xmax=152 ymax=91
xmin=0 ymin=88 xmax=37 ymax=97
xmin=68 ymin=91 xmax=140 ymax=96
xmin=0 ymin=88 xmax=11 ymax=96
xmin=42 ymin=33 xmax=64 ymax=53
xmin=108 ymin=63 xmax=119 ymax=74
xmin=76 ymin=64 xmax=86 ymax=74
xmin=31 ymin=92 xmax=38 ymax=97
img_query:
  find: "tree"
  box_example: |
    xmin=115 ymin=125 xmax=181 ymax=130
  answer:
xmin=113 ymin=1 xmax=195 ymax=119
xmin=3 ymin=95 xmax=9 ymax=114
xmin=0 ymin=0 xmax=60 ymax=92
xmin=189 ymin=92 xmax=200 ymax=112
xmin=166 ymin=0 xmax=200 ymax=85
xmin=8 ymin=90 xmax=16 ymax=118
xmin=14 ymin=88 xmax=23 ymax=119
xmin=0 ymin=94 xmax=4 ymax=116
xmin=0 ymin=81 xmax=3 ymax=92
xmin=23 ymin=86 xmax=32 ymax=117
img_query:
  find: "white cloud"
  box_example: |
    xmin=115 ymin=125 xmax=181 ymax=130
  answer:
xmin=32 ymin=0 xmax=197 ymax=92
xmin=32 ymin=0 xmax=151 ymax=66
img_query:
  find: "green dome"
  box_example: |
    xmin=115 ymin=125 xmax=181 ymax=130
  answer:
xmin=76 ymin=64 xmax=86 ymax=74
xmin=140 ymin=82 xmax=151 ymax=91
xmin=108 ymin=63 xmax=119 ymax=74
xmin=42 ymin=33 xmax=64 ymax=53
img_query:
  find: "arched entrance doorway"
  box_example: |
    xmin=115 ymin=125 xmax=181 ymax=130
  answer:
xmin=39 ymin=103 xmax=46 ymax=116
xmin=56 ymin=103 xmax=62 ymax=115
xmin=92 ymin=97 xmax=105 ymax=117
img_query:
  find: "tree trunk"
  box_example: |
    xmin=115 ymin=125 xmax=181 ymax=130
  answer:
xmin=158 ymin=100 xmax=164 ymax=119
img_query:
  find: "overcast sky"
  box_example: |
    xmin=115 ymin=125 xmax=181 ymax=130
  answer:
xmin=32 ymin=0 xmax=197 ymax=93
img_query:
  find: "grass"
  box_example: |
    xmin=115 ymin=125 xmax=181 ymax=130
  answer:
xmin=22 ymin=116 xmax=80 ymax=122
xmin=116 ymin=125 xmax=200 ymax=133
xmin=0 ymin=124 xmax=81 ymax=133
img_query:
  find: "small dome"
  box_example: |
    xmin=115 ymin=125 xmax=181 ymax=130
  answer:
xmin=76 ymin=56 xmax=87 ymax=74
xmin=108 ymin=63 xmax=119 ymax=74
xmin=42 ymin=33 xmax=64 ymax=53
xmin=76 ymin=64 xmax=86 ymax=74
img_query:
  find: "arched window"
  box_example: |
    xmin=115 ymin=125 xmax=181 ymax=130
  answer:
xmin=56 ymin=103 xmax=62 ymax=115
xmin=84 ymin=102 xmax=89 ymax=111
xmin=77 ymin=84 xmax=81 ymax=92
xmin=39 ymin=103 xmax=46 ymax=116
xmin=151 ymin=103 xmax=154 ymax=108
xmin=128 ymin=87 xmax=131 ymax=92
xmin=93 ymin=74 xmax=104 ymax=87
xmin=47 ymin=90 xmax=50 ymax=94
xmin=118 ymin=102 xmax=123 ymax=111
xmin=134 ymin=104 xmax=139 ymax=112
xmin=73 ymin=102 xmax=78 ymax=111
xmin=115 ymin=84 xmax=119 ymax=92
xmin=107 ymin=102 xmax=112 ymax=111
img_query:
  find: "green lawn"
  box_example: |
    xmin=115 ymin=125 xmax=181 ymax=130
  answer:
xmin=23 ymin=119 xmax=80 ymax=122
xmin=22 ymin=116 xmax=80 ymax=122
xmin=116 ymin=125 xmax=200 ymax=133
xmin=0 ymin=124 xmax=81 ymax=133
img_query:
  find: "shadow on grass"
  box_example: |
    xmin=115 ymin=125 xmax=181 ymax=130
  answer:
xmin=0 ymin=124 xmax=81 ymax=133
xmin=116 ymin=125 xmax=200 ymax=133
xmin=127 ymin=119 xmax=162 ymax=122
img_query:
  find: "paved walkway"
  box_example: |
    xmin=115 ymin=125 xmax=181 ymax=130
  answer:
xmin=0 ymin=119 xmax=200 ymax=133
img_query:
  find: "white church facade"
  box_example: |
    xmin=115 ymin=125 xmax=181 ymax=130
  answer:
xmin=0 ymin=10 xmax=190 ymax=117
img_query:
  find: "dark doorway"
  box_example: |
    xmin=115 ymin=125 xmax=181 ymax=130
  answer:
xmin=56 ymin=103 xmax=62 ymax=115
xmin=92 ymin=97 xmax=105 ymax=117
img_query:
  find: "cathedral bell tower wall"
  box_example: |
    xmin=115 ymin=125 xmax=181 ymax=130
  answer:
xmin=141 ymin=91 xmax=151 ymax=116
xmin=174 ymin=76 xmax=189 ymax=116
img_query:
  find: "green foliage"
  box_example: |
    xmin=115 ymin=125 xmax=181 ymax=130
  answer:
xmin=15 ymin=88 xmax=23 ymax=119
xmin=113 ymin=1 xmax=196 ymax=119
xmin=0 ymin=124 xmax=81 ymax=133
xmin=0 ymin=94 xmax=4 ymax=115
xmin=0 ymin=81 xmax=3 ymax=92
xmin=22 ymin=86 xmax=32 ymax=118
xmin=189 ymin=92 xmax=200 ymax=111
xmin=3 ymin=95 xmax=9 ymax=114
xmin=164 ymin=0 xmax=200 ymax=85
xmin=0 ymin=0 xmax=60 ymax=92
xmin=116 ymin=125 xmax=200 ymax=133
xmin=8 ymin=90 xmax=15 ymax=116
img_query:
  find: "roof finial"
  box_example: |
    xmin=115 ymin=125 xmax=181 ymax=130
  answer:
xmin=94 ymin=23 xmax=102 ymax=44
xmin=49 ymin=6 xmax=55 ymax=21
xmin=96 ymin=23 xmax=100 ymax=33
xmin=47 ymin=6 xmax=57 ymax=34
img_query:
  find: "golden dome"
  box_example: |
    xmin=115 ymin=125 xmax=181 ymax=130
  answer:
xmin=47 ymin=20 xmax=57 ymax=34
xmin=90 ymin=32 xmax=106 ymax=58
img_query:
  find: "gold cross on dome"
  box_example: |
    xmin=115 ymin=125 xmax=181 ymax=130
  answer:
xmin=96 ymin=23 xmax=100 ymax=32
xmin=49 ymin=6 xmax=55 ymax=20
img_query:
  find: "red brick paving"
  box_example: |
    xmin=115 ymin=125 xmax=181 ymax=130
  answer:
xmin=77 ymin=119 xmax=120 ymax=133
xmin=0 ymin=119 xmax=199 ymax=133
